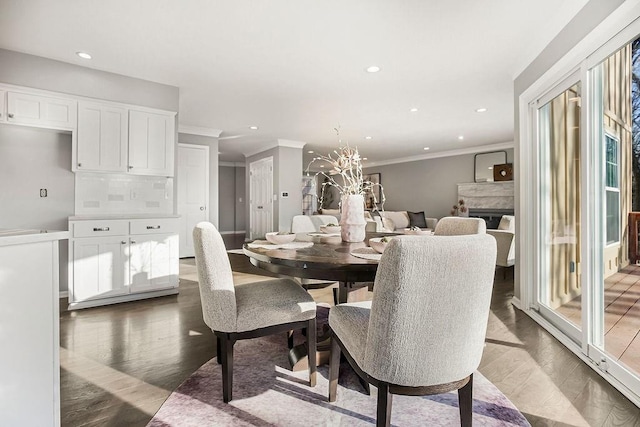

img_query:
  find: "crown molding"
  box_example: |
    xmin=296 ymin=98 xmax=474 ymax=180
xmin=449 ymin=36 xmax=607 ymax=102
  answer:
xmin=363 ymin=141 xmax=514 ymax=168
xmin=244 ymin=139 xmax=307 ymax=158
xmin=219 ymin=161 xmax=246 ymax=167
xmin=178 ymin=124 xmax=223 ymax=138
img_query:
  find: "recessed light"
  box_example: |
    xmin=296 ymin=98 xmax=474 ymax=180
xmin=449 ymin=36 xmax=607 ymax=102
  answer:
xmin=488 ymin=166 xmax=493 ymax=170
xmin=76 ymin=51 xmax=92 ymax=60
xmin=410 ymin=108 xmax=419 ymax=113
xmin=423 ymin=147 xmax=430 ymax=151
xmin=458 ymin=135 xmax=464 ymax=140
xmin=366 ymin=65 xmax=381 ymax=73
xmin=320 ymin=165 xmax=325 ymax=168
xmin=365 ymin=136 xmax=372 ymax=140
xmin=308 ymin=150 xmax=314 ymax=154
xmin=363 ymin=157 xmax=368 ymax=160
xmin=249 ymin=126 xmax=258 ymax=130
xmin=475 ymin=108 xmax=487 ymax=113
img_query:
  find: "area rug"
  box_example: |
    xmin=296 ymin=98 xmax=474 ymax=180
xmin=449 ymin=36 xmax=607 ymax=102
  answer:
xmin=147 ymin=333 xmax=530 ymax=426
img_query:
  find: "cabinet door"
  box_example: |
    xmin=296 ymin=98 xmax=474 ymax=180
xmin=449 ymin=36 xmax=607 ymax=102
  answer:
xmin=0 ymin=90 xmax=6 ymax=122
xmin=76 ymin=101 xmax=128 ymax=172
xmin=128 ymin=234 xmax=178 ymax=293
xmin=71 ymin=237 xmax=128 ymax=302
xmin=7 ymin=91 xmax=77 ymax=129
xmin=128 ymin=110 xmax=175 ymax=176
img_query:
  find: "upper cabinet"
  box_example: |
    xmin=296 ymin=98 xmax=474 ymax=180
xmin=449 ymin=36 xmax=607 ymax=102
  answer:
xmin=6 ymin=91 xmax=77 ymax=129
xmin=128 ymin=109 xmax=176 ymax=177
xmin=76 ymin=101 xmax=128 ymax=173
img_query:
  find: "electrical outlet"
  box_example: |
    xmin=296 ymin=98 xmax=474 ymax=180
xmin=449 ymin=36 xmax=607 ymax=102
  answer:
xmin=40 ymin=189 xmax=47 ymax=197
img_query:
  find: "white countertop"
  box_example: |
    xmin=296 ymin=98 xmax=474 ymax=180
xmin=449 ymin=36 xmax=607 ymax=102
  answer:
xmin=0 ymin=229 xmax=69 ymax=246
xmin=69 ymin=214 xmax=180 ymax=221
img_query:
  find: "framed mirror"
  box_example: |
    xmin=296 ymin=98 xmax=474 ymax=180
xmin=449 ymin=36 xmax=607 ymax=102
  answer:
xmin=474 ymin=151 xmax=507 ymax=182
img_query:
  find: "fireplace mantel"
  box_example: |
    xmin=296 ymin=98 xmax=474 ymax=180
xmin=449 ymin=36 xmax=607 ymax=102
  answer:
xmin=457 ymin=181 xmax=514 ymax=210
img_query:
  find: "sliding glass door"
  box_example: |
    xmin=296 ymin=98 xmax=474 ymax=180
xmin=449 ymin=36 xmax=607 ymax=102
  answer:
xmin=536 ymin=76 xmax=583 ymax=344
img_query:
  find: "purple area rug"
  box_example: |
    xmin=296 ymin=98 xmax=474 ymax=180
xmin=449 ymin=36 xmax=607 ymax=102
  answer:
xmin=148 ymin=332 xmax=530 ymax=426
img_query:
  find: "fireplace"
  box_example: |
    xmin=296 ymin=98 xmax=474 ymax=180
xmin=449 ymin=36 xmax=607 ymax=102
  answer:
xmin=468 ymin=208 xmax=514 ymax=229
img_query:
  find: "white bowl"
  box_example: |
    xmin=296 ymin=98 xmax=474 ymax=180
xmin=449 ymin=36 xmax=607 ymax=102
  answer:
xmin=320 ymin=225 xmax=341 ymax=234
xmin=369 ymin=237 xmax=390 ymax=254
xmin=403 ymin=228 xmax=433 ymax=235
xmin=265 ymin=232 xmax=296 ymax=245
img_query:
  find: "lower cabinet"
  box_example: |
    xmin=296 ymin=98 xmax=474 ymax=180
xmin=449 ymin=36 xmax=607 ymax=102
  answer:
xmin=69 ymin=218 xmax=179 ymax=309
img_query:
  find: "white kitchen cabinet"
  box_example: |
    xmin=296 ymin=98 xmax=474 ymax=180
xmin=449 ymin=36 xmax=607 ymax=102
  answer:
xmin=0 ymin=229 xmax=68 ymax=427
xmin=7 ymin=91 xmax=77 ymax=129
xmin=68 ymin=217 xmax=179 ymax=309
xmin=72 ymin=236 xmax=129 ymax=302
xmin=128 ymin=109 xmax=176 ymax=177
xmin=76 ymin=101 xmax=128 ymax=172
xmin=0 ymin=89 xmax=6 ymax=122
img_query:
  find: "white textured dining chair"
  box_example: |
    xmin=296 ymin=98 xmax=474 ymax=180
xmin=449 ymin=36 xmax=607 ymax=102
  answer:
xmin=193 ymin=222 xmax=317 ymax=402
xmin=328 ymin=234 xmax=497 ymax=426
xmin=433 ymin=216 xmax=486 ymax=235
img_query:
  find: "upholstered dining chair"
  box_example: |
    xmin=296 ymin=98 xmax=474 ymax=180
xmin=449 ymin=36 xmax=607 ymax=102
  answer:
xmin=328 ymin=234 xmax=497 ymax=426
xmin=433 ymin=216 xmax=486 ymax=235
xmin=487 ymin=215 xmax=515 ymax=278
xmin=193 ymin=222 xmax=317 ymax=402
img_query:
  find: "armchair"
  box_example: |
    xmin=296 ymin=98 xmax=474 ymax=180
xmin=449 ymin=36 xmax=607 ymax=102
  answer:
xmin=486 ymin=215 xmax=515 ymax=277
xmin=328 ymin=235 xmax=497 ymax=426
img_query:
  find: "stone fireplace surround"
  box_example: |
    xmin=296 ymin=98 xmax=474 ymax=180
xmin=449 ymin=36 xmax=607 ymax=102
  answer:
xmin=457 ymin=181 xmax=514 ymax=229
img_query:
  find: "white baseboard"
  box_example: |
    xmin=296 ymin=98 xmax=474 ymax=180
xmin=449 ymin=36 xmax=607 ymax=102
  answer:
xmin=59 ymin=290 xmax=69 ymax=299
xmin=219 ymin=230 xmax=246 ymax=235
xmin=511 ymin=296 xmax=522 ymax=310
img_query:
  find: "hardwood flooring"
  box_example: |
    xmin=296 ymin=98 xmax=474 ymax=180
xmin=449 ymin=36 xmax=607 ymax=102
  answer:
xmin=59 ymin=257 xmax=640 ymax=426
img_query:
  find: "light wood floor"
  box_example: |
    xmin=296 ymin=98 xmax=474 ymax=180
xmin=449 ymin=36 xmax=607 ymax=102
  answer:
xmin=556 ymin=264 xmax=640 ymax=376
xmin=59 ymin=257 xmax=640 ymax=426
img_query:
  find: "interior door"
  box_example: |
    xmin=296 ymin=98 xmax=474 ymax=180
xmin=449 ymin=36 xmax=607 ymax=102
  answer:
xmin=249 ymin=157 xmax=273 ymax=239
xmin=177 ymin=144 xmax=209 ymax=258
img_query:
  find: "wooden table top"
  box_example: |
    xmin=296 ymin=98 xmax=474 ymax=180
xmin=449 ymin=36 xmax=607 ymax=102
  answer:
xmin=243 ymin=232 xmax=395 ymax=282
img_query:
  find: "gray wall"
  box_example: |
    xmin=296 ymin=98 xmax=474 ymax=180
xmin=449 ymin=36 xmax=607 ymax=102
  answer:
xmin=178 ymin=134 xmax=220 ymax=227
xmin=513 ymin=0 xmax=624 ymax=300
xmin=0 ymin=125 xmax=75 ymax=291
xmin=0 ymin=49 xmax=178 ymax=111
xmin=219 ymin=164 xmax=247 ymax=233
xmin=364 ymin=149 xmax=513 ymax=219
xmin=246 ymin=145 xmax=303 ymax=234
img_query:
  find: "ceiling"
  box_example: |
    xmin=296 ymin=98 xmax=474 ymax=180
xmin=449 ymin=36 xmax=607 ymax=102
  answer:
xmin=0 ymin=0 xmax=589 ymax=166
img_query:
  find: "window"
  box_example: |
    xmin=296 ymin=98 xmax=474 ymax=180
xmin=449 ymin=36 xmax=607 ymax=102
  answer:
xmin=605 ymin=133 xmax=620 ymax=245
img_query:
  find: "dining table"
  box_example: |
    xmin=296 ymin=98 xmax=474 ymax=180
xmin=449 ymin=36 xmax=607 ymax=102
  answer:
xmin=242 ymin=231 xmax=397 ymax=371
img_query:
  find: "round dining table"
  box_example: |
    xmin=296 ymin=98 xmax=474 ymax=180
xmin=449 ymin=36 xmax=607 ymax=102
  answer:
xmin=242 ymin=232 xmax=390 ymax=304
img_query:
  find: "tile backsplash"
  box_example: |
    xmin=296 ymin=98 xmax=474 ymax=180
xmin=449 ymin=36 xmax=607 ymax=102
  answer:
xmin=75 ymin=173 xmax=173 ymax=215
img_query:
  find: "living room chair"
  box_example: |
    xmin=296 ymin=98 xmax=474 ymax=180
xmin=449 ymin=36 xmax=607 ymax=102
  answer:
xmin=328 ymin=234 xmax=497 ymax=426
xmin=433 ymin=216 xmax=486 ymax=235
xmin=487 ymin=215 xmax=515 ymax=278
xmin=193 ymin=222 xmax=317 ymax=402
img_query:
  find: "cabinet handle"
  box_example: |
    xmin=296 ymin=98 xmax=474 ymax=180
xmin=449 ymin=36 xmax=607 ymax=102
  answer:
xmin=200 ymin=206 xmax=205 ymax=211
xmin=78 ymin=163 xmax=82 ymax=168
xmin=93 ymin=227 xmax=110 ymax=232
xmin=121 ymin=240 xmax=127 ymax=245
xmin=7 ymin=113 xmax=14 ymax=119
xmin=146 ymin=225 xmax=161 ymax=230
xmin=128 ymin=165 xmax=133 ymax=170
xmin=130 ymin=240 xmax=136 ymax=244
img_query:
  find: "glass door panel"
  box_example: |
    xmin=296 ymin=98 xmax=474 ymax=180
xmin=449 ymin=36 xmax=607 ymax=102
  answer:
xmin=588 ymin=41 xmax=640 ymax=395
xmin=538 ymin=81 xmax=583 ymax=342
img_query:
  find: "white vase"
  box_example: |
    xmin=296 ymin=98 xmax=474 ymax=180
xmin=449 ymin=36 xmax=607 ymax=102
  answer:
xmin=339 ymin=194 xmax=367 ymax=242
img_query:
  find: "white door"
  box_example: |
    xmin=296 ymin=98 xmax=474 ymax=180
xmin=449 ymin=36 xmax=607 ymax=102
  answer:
xmin=249 ymin=157 xmax=273 ymax=239
xmin=177 ymin=144 xmax=209 ymax=257
xmin=76 ymin=101 xmax=128 ymax=172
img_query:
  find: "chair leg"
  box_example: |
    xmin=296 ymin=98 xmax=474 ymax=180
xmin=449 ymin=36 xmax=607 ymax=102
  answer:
xmin=220 ymin=334 xmax=234 ymax=403
xmin=376 ymin=382 xmax=392 ymax=427
xmin=458 ymin=374 xmax=473 ymax=427
xmin=328 ymin=335 xmax=341 ymax=402
xmin=287 ymin=330 xmax=294 ymax=350
xmin=307 ymin=318 xmax=317 ymax=387
xmin=216 ymin=336 xmax=222 ymax=364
